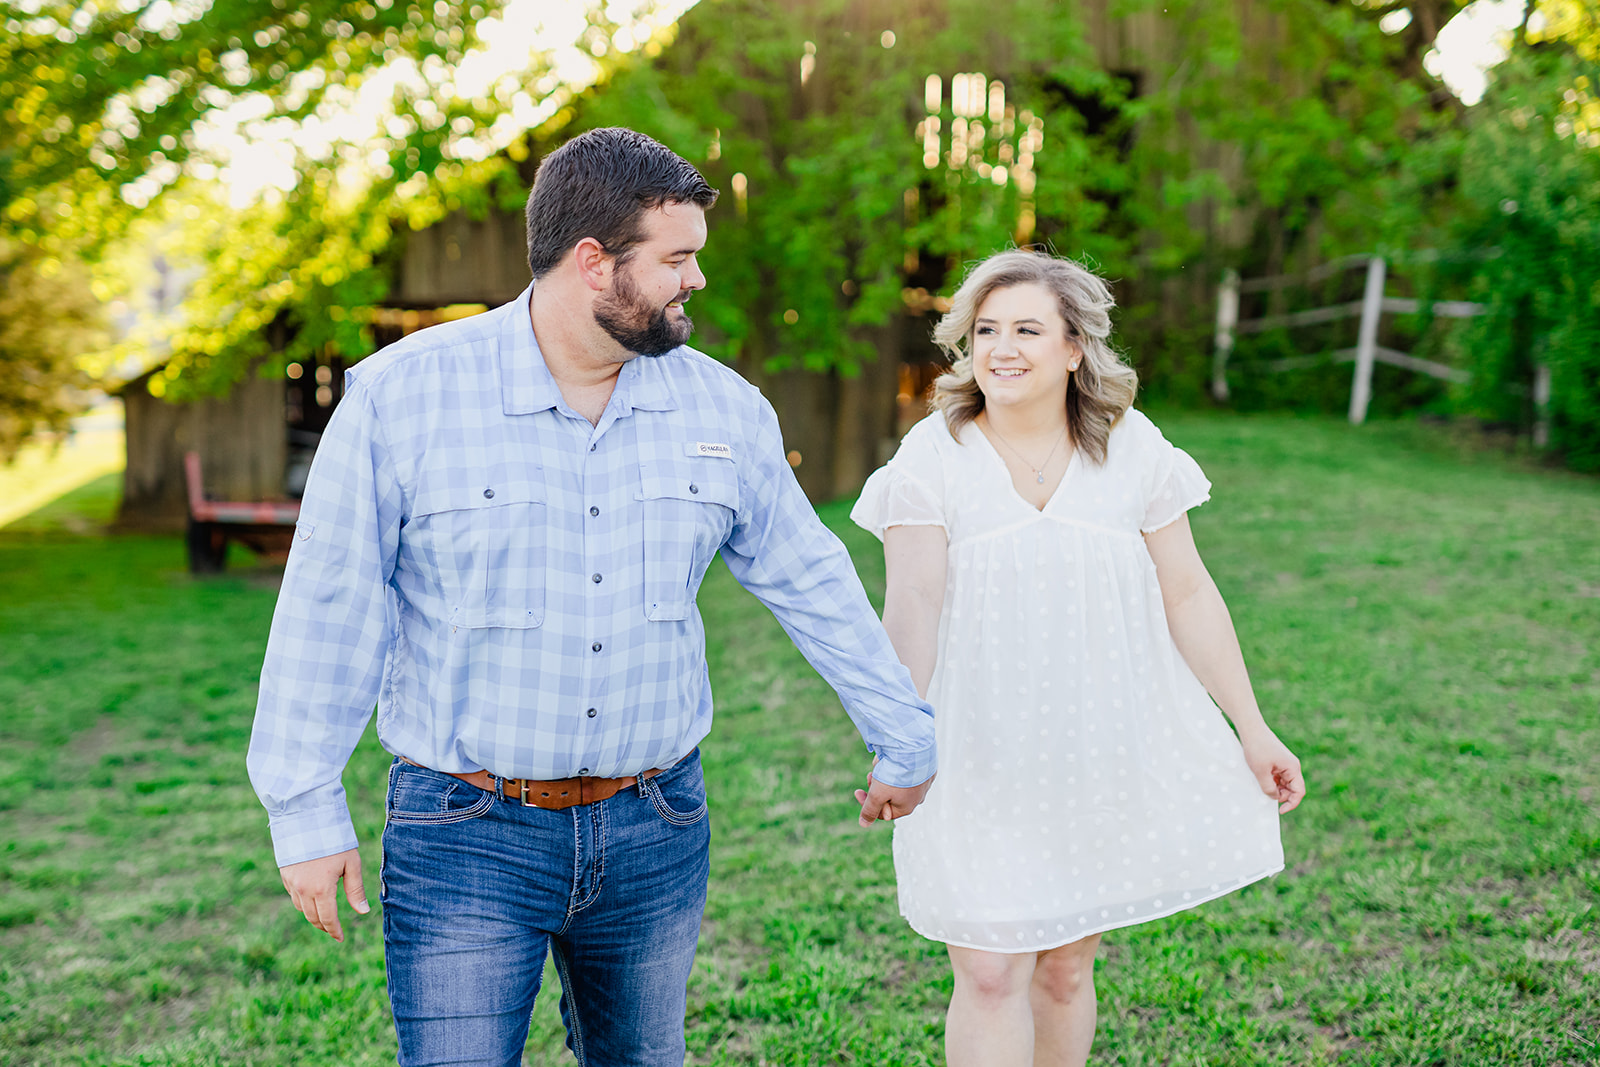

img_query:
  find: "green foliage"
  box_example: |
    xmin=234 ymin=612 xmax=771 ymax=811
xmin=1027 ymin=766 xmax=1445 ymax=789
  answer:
xmin=0 ymin=0 xmax=528 ymax=426
xmin=580 ymin=0 xmax=1154 ymax=373
xmin=0 ymin=0 xmax=493 ymax=247
xmin=572 ymin=0 xmax=1459 ymax=410
xmin=1419 ymin=49 xmax=1600 ymax=471
xmin=0 ymin=240 xmax=107 ymax=461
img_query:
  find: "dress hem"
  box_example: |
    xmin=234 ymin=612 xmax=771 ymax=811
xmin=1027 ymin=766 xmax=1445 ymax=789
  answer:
xmin=903 ymin=861 xmax=1284 ymax=954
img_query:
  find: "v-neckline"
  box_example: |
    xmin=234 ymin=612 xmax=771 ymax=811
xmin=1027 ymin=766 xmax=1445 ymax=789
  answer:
xmin=970 ymin=419 xmax=1077 ymax=513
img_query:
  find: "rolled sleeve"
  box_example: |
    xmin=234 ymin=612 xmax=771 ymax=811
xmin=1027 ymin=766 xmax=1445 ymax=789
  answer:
xmin=720 ymin=395 xmax=937 ymax=787
xmin=246 ymin=382 xmax=403 ymax=866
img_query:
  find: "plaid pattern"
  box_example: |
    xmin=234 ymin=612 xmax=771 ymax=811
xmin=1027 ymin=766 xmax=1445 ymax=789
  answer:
xmin=247 ymin=286 xmax=936 ymax=866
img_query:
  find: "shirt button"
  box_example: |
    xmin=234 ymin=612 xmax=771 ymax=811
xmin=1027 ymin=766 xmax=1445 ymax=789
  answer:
xmin=589 ymin=506 xmax=599 ymax=517
xmin=689 ymin=483 xmax=699 ymax=494
xmin=579 ymin=768 xmax=590 ymax=775
xmin=483 ymin=488 xmax=495 ymax=499
xmin=589 ymin=443 xmax=597 ymax=452
xmin=592 ymin=642 xmax=602 ymax=652
xmin=586 ymin=707 xmax=597 ymax=718
xmin=592 ymin=573 xmax=602 ymax=584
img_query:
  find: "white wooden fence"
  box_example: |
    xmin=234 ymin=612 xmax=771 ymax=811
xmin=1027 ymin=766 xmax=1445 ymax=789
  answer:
xmin=1211 ymin=255 xmax=1494 ymax=426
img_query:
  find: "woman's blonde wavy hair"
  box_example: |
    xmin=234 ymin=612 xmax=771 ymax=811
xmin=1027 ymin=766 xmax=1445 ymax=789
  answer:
xmin=931 ymin=249 xmax=1137 ymax=465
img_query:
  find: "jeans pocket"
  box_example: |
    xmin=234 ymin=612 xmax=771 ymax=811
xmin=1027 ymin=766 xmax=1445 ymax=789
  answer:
xmin=386 ymin=762 xmax=496 ymax=825
xmin=642 ymin=771 xmax=708 ymax=827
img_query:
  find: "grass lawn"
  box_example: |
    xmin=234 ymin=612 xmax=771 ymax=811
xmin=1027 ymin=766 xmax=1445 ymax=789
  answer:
xmin=0 ymin=400 xmax=125 ymax=532
xmin=1 ymin=410 xmax=1597 ymax=1066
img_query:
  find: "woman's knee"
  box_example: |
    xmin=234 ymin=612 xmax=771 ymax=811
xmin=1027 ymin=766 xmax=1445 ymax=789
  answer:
xmin=1032 ymin=938 xmax=1099 ymax=1005
xmin=949 ymin=947 xmax=1035 ymax=1002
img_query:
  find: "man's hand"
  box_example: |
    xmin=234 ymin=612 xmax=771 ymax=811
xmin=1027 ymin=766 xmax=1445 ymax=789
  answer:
xmin=853 ymin=770 xmax=935 ymax=828
xmin=279 ymin=848 xmax=370 ymax=942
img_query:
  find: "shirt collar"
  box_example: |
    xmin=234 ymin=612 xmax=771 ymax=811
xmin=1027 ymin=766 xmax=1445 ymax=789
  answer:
xmin=498 ymin=282 xmax=681 ymax=417
xmin=498 ymin=284 xmax=563 ymax=416
xmin=616 ymin=348 xmax=679 ymax=413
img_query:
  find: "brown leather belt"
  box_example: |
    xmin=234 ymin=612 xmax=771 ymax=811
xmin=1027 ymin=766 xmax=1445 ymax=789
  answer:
xmin=401 ymin=757 xmax=663 ymax=810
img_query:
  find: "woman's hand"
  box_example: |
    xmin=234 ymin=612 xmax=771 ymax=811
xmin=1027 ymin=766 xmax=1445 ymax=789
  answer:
xmin=1240 ymin=729 xmax=1306 ymax=814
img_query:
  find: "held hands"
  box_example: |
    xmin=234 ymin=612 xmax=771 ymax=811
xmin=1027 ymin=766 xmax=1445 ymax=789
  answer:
xmin=279 ymin=848 xmax=370 ymax=942
xmin=1240 ymin=729 xmax=1307 ymax=814
xmin=853 ymin=760 xmax=935 ymax=828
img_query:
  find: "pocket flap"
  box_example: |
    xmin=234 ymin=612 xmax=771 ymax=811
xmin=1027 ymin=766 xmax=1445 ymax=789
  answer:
xmin=637 ymin=460 xmax=739 ymax=509
xmin=412 ymin=480 xmax=544 ymax=519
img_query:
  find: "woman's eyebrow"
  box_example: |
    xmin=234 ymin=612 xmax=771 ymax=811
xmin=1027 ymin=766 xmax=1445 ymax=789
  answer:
xmin=975 ymin=317 xmax=1047 ymax=326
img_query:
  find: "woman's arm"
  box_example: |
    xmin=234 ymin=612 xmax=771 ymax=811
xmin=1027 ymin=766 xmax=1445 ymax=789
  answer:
xmin=1144 ymin=514 xmax=1306 ymax=814
xmin=881 ymin=524 xmax=950 ymax=699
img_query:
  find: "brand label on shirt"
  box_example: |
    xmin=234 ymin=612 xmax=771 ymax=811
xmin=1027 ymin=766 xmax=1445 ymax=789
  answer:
xmin=693 ymin=442 xmax=733 ymax=459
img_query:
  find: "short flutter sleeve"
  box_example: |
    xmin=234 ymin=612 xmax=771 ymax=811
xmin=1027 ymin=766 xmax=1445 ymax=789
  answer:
xmin=850 ymin=416 xmax=948 ymax=541
xmin=1138 ymin=417 xmax=1213 ymax=534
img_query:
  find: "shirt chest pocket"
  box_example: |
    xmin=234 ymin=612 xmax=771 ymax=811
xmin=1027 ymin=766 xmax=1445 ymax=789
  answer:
xmin=411 ymin=483 xmax=547 ymax=629
xmin=636 ymin=455 xmax=739 ymax=621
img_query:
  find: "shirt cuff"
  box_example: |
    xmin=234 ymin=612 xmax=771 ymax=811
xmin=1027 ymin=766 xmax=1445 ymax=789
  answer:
xmin=268 ymin=803 xmax=360 ymax=868
xmin=870 ymin=743 xmax=938 ymax=789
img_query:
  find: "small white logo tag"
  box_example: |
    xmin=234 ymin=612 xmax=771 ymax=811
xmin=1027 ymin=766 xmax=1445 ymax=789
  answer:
xmin=694 ymin=442 xmax=732 ymax=458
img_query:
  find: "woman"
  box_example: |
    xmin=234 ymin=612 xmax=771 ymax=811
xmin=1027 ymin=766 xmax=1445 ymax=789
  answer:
xmin=851 ymin=250 xmax=1306 ymax=1066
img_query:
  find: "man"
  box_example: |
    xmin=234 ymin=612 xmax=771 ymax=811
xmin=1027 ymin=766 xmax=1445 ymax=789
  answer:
xmin=247 ymin=127 xmax=937 ymax=1066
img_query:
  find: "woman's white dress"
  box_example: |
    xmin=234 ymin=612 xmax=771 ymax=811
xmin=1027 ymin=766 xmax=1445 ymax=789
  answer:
xmin=851 ymin=408 xmax=1283 ymax=953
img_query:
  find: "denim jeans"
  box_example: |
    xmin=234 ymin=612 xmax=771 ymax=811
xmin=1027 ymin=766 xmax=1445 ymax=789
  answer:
xmin=380 ymin=750 xmax=711 ymax=1067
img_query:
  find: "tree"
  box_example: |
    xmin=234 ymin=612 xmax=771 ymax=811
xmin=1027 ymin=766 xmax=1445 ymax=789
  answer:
xmin=563 ymin=0 xmax=1457 ymax=491
xmin=0 ymin=240 xmax=107 ymax=459
xmin=1 ymin=0 xmax=494 ymax=249
xmin=0 ymin=0 xmax=539 ymax=441
xmin=1396 ymin=8 xmax=1600 ymax=469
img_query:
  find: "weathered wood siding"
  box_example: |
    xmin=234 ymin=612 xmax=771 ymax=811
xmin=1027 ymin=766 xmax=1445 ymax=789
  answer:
xmin=393 ymin=209 xmax=531 ymax=308
xmin=118 ymin=369 xmax=288 ymax=530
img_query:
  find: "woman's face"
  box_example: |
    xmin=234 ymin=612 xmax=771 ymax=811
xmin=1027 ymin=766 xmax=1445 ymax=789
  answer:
xmin=971 ymin=282 xmax=1081 ymax=413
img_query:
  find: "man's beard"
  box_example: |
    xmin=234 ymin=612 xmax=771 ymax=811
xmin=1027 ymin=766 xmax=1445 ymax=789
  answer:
xmin=593 ymin=265 xmax=693 ymax=356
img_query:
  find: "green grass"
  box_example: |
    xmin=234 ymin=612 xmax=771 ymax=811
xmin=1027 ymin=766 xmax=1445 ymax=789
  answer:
xmin=0 ymin=400 xmax=124 ymax=530
xmin=1 ymin=410 xmax=1597 ymax=1066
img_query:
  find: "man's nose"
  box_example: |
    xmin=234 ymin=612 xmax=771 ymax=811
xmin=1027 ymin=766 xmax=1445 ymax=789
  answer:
xmin=685 ymin=259 xmax=707 ymax=292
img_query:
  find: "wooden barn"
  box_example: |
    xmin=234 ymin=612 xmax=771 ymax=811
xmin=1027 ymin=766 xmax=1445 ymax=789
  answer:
xmin=114 ymin=209 xmax=534 ymax=532
xmin=117 ymin=0 xmax=1429 ymax=519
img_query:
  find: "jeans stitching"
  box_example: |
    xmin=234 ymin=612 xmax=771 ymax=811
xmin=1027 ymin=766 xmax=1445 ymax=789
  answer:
xmin=550 ymin=940 xmax=588 ymax=1066
xmin=568 ymin=802 xmax=606 ymax=915
xmin=386 ymin=762 xmax=497 ymax=825
xmin=644 ymin=775 xmax=708 ymax=827
xmin=560 ymin=807 xmax=582 ymax=933
xmin=385 ymin=788 xmax=494 ymax=825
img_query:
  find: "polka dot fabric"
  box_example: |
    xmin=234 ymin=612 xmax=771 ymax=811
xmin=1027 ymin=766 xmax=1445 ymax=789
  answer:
xmin=851 ymin=409 xmax=1283 ymax=953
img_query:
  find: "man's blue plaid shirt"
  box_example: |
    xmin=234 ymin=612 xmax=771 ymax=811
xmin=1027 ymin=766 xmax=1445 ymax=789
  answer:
xmin=247 ymin=287 xmax=937 ymax=866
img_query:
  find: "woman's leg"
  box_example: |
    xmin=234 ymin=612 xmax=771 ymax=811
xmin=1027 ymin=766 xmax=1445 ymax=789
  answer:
xmin=946 ymin=946 xmax=1038 ymax=1067
xmin=1030 ymin=934 xmax=1102 ymax=1067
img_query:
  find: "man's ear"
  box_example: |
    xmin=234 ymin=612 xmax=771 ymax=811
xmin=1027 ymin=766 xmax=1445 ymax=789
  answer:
xmin=572 ymin=237 xmax=612 ymax=292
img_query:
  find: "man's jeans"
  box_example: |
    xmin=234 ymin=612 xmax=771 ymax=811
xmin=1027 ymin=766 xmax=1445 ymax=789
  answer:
xmin=380 ymin=750 xmax=711 ymax=1067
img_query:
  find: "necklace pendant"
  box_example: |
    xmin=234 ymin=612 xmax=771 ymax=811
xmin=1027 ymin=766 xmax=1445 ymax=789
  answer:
xmin=1036 ymin=471 xmax=1046 ymax=484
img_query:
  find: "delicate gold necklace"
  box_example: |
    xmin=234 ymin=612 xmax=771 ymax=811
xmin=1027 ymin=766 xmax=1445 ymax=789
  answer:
xmin=985 ymin=416 xmax=1067 ymax=484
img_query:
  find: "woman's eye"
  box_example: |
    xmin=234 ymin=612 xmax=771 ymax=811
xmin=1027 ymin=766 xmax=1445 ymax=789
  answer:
xmin=976 ymin=326 xmax=994 ymax=335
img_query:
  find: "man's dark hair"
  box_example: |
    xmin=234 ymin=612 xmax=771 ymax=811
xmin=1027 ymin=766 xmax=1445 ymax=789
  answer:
xmin=525 ymin=127 xmax=718 ymax=278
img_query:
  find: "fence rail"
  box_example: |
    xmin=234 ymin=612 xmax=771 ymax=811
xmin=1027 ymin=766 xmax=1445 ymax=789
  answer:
xmin=1211 ymin=255 xmax=1490 ymax=425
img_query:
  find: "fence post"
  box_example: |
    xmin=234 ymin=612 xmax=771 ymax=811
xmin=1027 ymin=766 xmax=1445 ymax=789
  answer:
xmin=1212 ymin=268 xmax=1238 ymax=402
xmin=1348 ymin=255 xmax=1387 ymax=425
xmin=1533 ymin=362 xmax=1552 ymax=448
